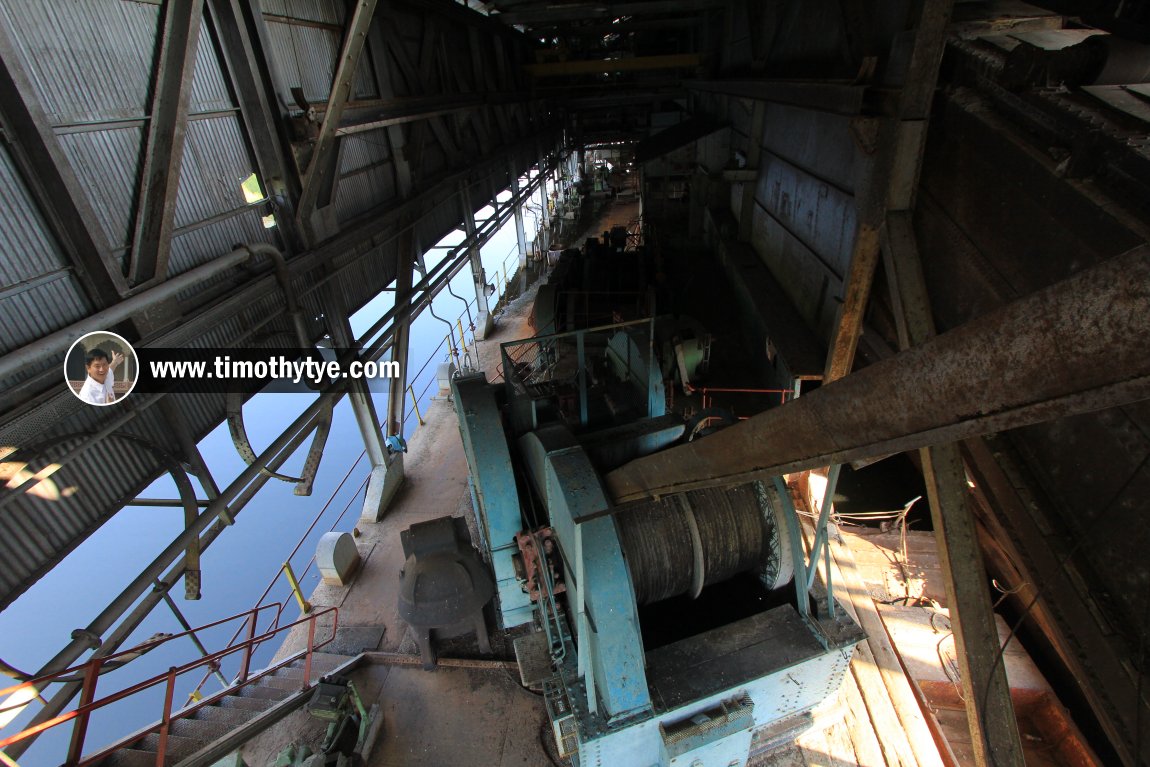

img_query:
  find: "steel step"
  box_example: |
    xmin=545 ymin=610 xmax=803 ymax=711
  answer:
xmin=169 ymin=716 xmax=237 ymax=743
xmin=216 ymin=694 xmax=277 ymax=712
xmin=234 ymin=684 xmax=292 ymax=702
xmin=191 ymin=703 xmax=261 ymax=725
xmin=100 ymin=747 xmax=160 ymax=767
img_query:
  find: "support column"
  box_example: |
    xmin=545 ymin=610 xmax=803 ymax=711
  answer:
xmin=510 ymin=161 xmax=528 ymax=269
xmin=324 ymin=288 xmax=403 ymax=522
xmin=884 ymin=212 xmax=1025 ymax=766
xmin=738 ymin=102 xmax=765 ymax=242
xmin=459 ymin=181 xmax=494 ymax=339
xmin=388 ymin=228 xmax=416 ymax=438
xmin=538 ymin=161 xmax=551 ymax=253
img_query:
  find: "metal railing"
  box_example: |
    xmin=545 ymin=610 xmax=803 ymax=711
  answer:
xmin=0 ymin=603 xmax=338 ymax=766
xmin=687 ymin=384 xmax=794 ymax=414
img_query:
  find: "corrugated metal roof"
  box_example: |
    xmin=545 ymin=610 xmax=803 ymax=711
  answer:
xmin=56 ymin=127 xmax=143 ymax=251
xmin=190 ymin=17 xmax=234 ymax=113
xmin=262 ymin=0 xmax=345 ymax=26
xmin=339 ymin=131 xmax=390 ymax=173
xmin=0 ymin=144 xmax=94 ymax=387
xmin=173 ymin=116 xmax=257 ymax=231
xmin=0 ymin=0 xmax=156 ymax=124
xmin=265 ymin=20 xmax=340 ymax=105
xmin=334 ymin=164 xmax=395 ymax=223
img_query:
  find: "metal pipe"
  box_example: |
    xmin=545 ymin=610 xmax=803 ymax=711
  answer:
xmin=0 ymin=243 xmax=287 ymax=384
xmin=606 ymin=244 xmax=1150 ymax=503
xmin=445 ymin=281 xmax=473 ymax=331
xmin=252 ymin=244 xmax=311 ymax=348
xmin=427 ymin=300 xmax=457 ymax=363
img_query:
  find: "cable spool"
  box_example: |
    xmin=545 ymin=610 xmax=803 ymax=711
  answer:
xmin=614 ymin=480 xmax=793 ymax=605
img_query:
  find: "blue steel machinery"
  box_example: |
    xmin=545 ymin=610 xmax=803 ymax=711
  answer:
xmin=452 ymin=314 xmax=864 ymax=767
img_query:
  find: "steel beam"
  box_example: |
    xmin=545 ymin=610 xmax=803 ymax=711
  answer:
xmin=387 ymin=229 xmax=416 ymax=436
xmin=366 ymin=22 xmax=414 ymax=198
xmin=923 ymin=443 xmax=1023 ymax=766
xmin=884 ymin=211 xmax=1025 ymax=767
xmin=324 ymin=288 xmax=388 ymax=468
xmin=686 ymin=79 xmax=871 ymax=116
xmin=335 ymin=95 xmax=487 ymax=136
xmin=296 ymin=0 xmax=380 ymax=239
xmin=0 ymin=23 xmax=127 ymax=306
xmin=494 ymin=0 xmax=714 ymax=25
xmin=459 ymin=181 xmax=493 ymax=338
xmin=525 ymin=53 xmax=701 ymax=78
xmin=206 ymin=0 xmax=302 ymax=243
xmin=128 ymin=0 xmax=207 ymax=285
xmin=822 ymin=0 xmax=954 ymax=381
xmin=737 ymin=101 xmax=765 ymax=242
xmin=605 ymin=244 xmax=1150 ymax=503
xmin=510 ymin=161 xmax=528 ymax=268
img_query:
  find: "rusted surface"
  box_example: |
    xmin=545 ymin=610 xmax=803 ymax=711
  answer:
xmin=606 ymin=244 xmax=1150 ymax=503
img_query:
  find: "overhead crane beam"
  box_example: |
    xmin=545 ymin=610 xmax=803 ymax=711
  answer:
xmin=605 ymin=242 xmax=1150 ymax=502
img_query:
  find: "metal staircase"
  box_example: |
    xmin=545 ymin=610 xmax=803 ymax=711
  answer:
xmin=0 ymin=604 xmax=354 ymax=767
xmin=100 ymin=652 xmax=357 ymax=767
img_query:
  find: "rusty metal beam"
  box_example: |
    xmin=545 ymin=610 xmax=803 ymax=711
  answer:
xmin=605 ymin=243 xmax=1150 ymax=503
xmin=295 ymin=0 xmax=379 ymax=239
xmin=128 ymin=0 xmax=206 ymax=285
xmin=822 ymin=0 xmax=954 ymax=381
xmin=387 ymin=228 xmax=416 ymax=436
xmin=207 ymin=0 xmax=302 ymax=245
xmin=366 ymin=22 xmax=413 ymax=198
xmin=494 ymin=0 xmax=713 ymax=25
xmin=686 ymin=79 xmax=871 ymax=116
xmin=525 ymin=53 xmax=701 ymax=78
xmin=884 ymin=211 xmax=1025 ymax=767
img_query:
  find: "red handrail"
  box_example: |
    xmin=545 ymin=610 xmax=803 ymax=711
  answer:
xmin=686 ymin=384 xmax=794 ymax=411
xmin=0 ymin=603 xmax=339 ymax=766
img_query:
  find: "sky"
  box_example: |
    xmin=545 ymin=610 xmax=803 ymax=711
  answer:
xmin=0 ymin=176 xmax=545 ymax=765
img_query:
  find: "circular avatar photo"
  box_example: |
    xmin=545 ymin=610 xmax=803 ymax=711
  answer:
xmin=65 ymin=331 xmax=138 ymax=406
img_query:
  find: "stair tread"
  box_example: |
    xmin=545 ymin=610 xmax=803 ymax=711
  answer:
xmin=170 ymin=716 xmax=236 ymax=742
xmin=100 ymin=748 xmax=158 ymax=767
xmin=192 ymin=703 xmax=262 ymax=723
xmin=216 ymin=694 xmax=276 ymax=712
xmin=140 ymin=732 xmax=211 ymax=760
xmin=236 ymin=684 xmax=293 ymax=700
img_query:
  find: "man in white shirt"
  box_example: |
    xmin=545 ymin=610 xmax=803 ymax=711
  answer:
xmin=77 ymin=348 xmax=124 ymax=405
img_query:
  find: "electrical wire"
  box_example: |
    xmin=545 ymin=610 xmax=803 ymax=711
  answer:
xmin=976 ymin=534 xmax=1091 ymax=767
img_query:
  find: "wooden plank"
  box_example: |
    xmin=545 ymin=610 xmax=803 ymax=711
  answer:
xmin=840 ymin=668 xmax=891 ymax=767
xmin=827 ymin=527 xmax=946 ymax=767
xmin=794 ymin=480 xmax=941 ymax=767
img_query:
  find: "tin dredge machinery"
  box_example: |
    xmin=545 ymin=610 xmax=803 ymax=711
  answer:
xmin=451 ymin=296 xmax=864 ymax=766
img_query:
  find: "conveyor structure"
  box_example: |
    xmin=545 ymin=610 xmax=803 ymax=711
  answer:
xmin=452 ymin=318 xmax=863 ymax=767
